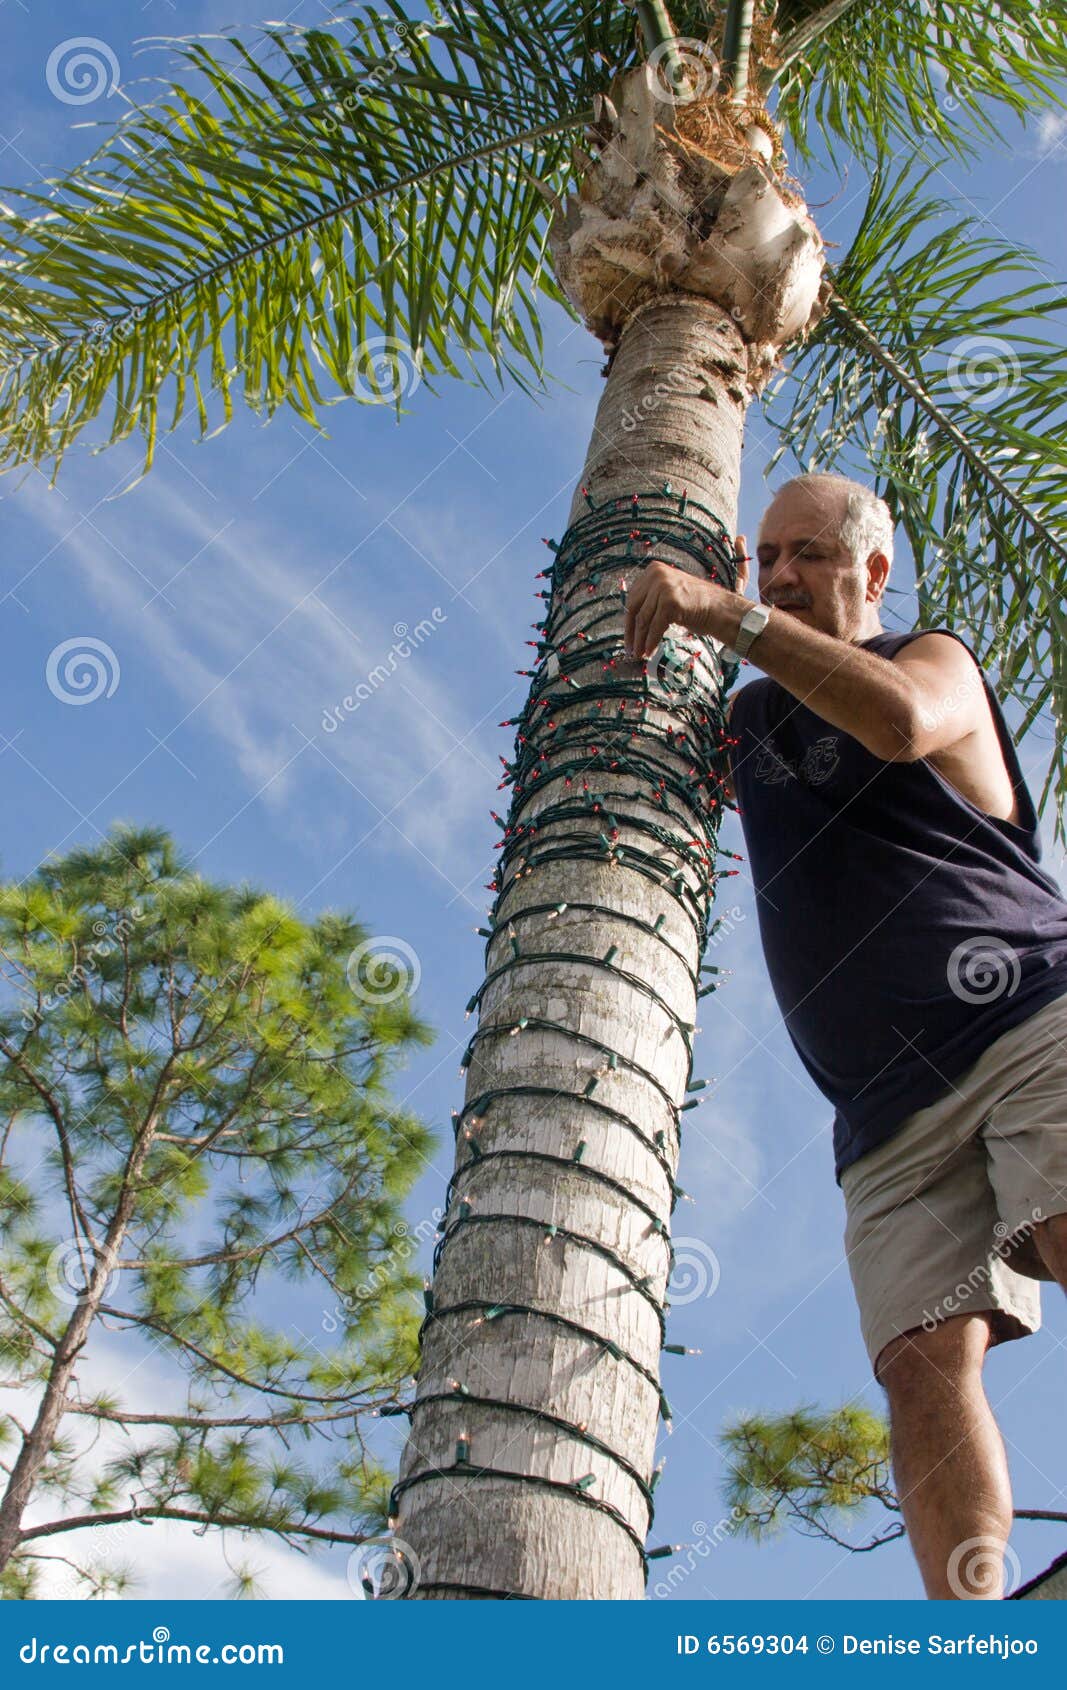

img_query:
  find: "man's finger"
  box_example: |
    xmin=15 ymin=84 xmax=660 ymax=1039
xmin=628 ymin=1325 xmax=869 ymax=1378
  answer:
xmin=733 ymin=534 xmax=750 ymax=592
xmin=643 ymin=607 xmax=671 ymax=659
xmin=624 ymin=574 xmax=647 ymax=655
xmin=632 ymin=592 xmax=657 ymax=660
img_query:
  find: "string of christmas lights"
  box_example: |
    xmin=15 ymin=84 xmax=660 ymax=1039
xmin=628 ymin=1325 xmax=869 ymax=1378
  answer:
xmin=416 ymin=1297 xmax=674 ymax=1416
xmin=388 ymin=486 xmax=744 ymax=1599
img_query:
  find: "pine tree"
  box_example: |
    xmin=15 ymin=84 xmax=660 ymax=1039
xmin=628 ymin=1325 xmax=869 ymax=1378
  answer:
xmin=0 ymin=823 xmax=436 ymax=1597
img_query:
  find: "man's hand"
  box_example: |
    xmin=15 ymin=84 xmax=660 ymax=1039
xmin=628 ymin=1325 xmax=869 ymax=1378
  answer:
xmin=624 ymin=536 xmax=750 ymax=660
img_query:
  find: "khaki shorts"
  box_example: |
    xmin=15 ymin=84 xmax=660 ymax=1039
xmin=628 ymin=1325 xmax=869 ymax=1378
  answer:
xmin=841 ymin=990 xmax=1067 ymax=1379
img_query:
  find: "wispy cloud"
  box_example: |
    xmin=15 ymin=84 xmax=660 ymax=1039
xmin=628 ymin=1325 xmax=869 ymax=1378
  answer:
xmin=21 ymin=472 xmax=506 ymax=895
xmin=1 ymin=1337 xmax=353 ymax=1600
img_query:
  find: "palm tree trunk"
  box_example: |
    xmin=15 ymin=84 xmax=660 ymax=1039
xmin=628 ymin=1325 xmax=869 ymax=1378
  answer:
xmin=392 ymin=295 xmax=750 ymax=1599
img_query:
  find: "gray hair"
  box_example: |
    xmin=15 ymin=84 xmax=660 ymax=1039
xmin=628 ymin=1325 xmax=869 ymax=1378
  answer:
xmin=771 ymin=473 xmax=894 ymax=571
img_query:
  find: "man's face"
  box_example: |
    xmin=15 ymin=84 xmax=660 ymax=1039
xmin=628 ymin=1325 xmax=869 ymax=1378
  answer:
xmin=755 ymin=487 xmax=875 ymax=641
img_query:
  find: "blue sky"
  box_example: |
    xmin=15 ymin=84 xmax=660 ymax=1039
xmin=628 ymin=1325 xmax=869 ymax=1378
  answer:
xmin=2 ymin=0 xmax=1067 ymax=1602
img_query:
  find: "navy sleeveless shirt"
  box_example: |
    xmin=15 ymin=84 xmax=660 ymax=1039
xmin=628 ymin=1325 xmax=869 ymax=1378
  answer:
xmin=728 ymin=626 xmax=1067 ymax=1182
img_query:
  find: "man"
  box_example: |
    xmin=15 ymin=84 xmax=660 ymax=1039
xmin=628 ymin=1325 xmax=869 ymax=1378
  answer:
xmin=623 ymin=472 xmax=1067 ymax=1600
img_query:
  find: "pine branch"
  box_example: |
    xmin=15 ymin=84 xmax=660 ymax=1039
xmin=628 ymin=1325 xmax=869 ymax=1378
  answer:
xmin=16 ymin=1504 xmax=377 ymax=1549
xmin=96 ymin=1304 xmax=372 ymax=1404
xmin=61 ymin=1403 xmax=398 ymax=1431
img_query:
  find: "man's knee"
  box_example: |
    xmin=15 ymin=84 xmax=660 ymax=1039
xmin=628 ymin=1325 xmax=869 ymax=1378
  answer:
xmin=875 ymin=1312 xmax=993 ymax=1399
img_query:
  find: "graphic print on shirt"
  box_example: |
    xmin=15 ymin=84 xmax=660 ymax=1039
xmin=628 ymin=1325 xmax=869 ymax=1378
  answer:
xmin=729 ymin=628 xmax=1067 ymax=1182
xmin=753 ymin=733 xmax=841 ymax=789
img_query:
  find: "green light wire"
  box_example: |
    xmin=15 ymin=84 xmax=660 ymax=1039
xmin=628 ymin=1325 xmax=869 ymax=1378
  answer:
xmin=401 ymin=486 xmax=743 ymax=1593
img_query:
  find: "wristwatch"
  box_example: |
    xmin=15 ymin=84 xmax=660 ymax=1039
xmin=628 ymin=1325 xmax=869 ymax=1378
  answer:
xmin=723 ymin=601 xmax=771 ymax=663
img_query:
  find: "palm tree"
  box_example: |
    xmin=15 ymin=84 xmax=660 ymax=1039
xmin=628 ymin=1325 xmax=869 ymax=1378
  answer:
xmin=2 ymin=0 xmax=1067 ymax=1600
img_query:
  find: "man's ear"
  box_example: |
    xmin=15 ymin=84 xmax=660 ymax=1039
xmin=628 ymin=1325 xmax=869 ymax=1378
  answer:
xmin=867 ymin=549 xmax=890 ymax=603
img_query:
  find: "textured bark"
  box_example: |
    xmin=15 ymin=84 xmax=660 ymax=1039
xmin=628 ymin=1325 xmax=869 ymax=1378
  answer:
xmin=0 ymin=1113 xmax=159 ymax=1570
xmin=394 ymin=301 xmax=750 ymax=1600
xmin=548 ymin=60 xmax=825 ymax=391
xmin=394 ymin=61 xmax=826 ymax=1600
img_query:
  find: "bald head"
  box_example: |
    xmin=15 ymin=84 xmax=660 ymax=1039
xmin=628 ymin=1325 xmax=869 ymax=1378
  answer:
xmin=755 ymin=474 xmax=893 ymax=642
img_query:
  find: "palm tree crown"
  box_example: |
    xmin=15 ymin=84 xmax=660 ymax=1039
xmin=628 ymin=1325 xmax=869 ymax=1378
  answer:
xmin=2 ymin=2 xmax=1066 ymax=827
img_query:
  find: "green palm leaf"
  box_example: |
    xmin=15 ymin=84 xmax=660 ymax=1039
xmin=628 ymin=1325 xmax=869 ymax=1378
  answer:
xmin=2 ymin=2 xmax=1067 ymax=826
xmin=0 ymin=1 xmax=632 ymax=484
xmin=766 ymin=0 xmax=1067 ymax=167
xmin=763 ymin=159 xmax=1067 ymax=838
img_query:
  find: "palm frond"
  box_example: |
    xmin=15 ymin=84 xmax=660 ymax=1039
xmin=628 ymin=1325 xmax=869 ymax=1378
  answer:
xmin=766 ymin=1 xmax=1067 ymax=168
xmin=762 ymin=160 xmax=1067 ymax=840
xmin=0 ymin=1 xmax=628 ymax=484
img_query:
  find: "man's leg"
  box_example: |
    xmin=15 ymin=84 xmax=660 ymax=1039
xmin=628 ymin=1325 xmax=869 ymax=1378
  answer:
xmin=876 ymin=1312 xmax=1012 ymax=1600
